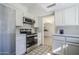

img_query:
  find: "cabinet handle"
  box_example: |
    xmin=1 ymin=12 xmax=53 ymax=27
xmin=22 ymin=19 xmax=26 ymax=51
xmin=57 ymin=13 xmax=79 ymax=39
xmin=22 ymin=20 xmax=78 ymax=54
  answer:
xmin=67 ymin=43 xmax=79 ymax=47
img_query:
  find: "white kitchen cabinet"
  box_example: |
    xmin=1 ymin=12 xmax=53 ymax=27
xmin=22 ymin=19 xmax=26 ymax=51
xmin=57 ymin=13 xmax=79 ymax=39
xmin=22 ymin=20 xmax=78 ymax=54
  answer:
xmin=64 ymin=37 xmax=79 ymax=55
xmin=53 ymin=36 xmax=65 ymax=54
xmin=16 ymin=34 xmax=26 ymax=55
xmin=55 ymin=10 xmax=63 ymax=26
xmin=63 ymin=6 xmax=77 ymax=25
xmin=64 ymin=42 xmax=79 ymax=55
xmin=66 ymin=37 xmax=79 ymax=43
xmin=53 ymin=36 xmax=65 ymax=41
xmin=55 ymin=6 xmax=79 ymax=26
xmin=16 ymin=9 xmax=24 ymax=26
xmin=53 ymin=40 xmax=64 ymax=55
xmin=53 ymin=35 xmax=79 ymax=55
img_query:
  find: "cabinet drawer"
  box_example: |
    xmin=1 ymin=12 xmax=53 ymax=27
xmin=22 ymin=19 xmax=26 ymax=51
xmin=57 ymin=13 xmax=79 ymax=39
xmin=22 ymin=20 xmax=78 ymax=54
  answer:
xmin=53 ymin=36 xmax=65 ymax=41
xmin=66 ymin=37 xmax=79 ymax=43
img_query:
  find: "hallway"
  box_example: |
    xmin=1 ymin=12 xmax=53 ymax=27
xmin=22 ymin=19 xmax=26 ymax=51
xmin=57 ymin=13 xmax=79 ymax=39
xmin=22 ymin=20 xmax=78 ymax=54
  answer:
xmin=44 ymin=36 xmax=53 ymax=46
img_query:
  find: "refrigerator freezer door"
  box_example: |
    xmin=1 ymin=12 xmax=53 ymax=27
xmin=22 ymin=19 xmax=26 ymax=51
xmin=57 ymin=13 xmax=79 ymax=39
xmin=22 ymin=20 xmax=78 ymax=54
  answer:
xmin=0 ymin=4 xmax=16 ymax=55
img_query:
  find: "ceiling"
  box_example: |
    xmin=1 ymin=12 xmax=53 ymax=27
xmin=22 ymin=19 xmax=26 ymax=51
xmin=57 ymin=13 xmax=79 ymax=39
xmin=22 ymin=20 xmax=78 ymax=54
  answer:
xmin=38 ymin=3 xmax=78 ymax=12
xmin=21 ymin=3 xmax=78 ymax=16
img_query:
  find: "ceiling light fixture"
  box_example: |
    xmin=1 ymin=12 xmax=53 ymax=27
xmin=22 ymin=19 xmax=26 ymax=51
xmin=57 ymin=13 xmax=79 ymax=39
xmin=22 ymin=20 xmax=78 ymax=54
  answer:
xmin=47 ymin=3 xmax=56 ymax=8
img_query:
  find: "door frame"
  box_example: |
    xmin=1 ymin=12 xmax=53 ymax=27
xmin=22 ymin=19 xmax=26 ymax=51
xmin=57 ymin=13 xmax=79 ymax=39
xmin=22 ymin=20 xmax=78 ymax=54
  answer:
xmin=41 ymin=14 xmax=56 ymax=45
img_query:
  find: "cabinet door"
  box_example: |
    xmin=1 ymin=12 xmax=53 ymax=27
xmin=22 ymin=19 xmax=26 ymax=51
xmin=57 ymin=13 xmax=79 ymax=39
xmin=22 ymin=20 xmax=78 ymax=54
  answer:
xmin=65 ymin=43 xmax=79 ymax=55
xmin=53 ymin=40 xmax=64 ymax=55
xmin=63 ymin=7 xmax=77 ymax=25
xmin=55 ymin=10 xmax=63 ymax=26
xmin=66 ymin=37 xmax=79 ymax=43
xmin=53 ymin=36 xmax=65 ymax=41
xmin=16 ymin=35 xmax=26 ymax=55
xmin=16 ymin=9 xmax=23 ymax=26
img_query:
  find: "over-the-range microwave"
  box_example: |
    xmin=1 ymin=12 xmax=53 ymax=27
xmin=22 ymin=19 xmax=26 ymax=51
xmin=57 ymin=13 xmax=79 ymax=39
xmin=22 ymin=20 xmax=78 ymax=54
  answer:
xmin=23 ymin=17 xmax=35 ymax=24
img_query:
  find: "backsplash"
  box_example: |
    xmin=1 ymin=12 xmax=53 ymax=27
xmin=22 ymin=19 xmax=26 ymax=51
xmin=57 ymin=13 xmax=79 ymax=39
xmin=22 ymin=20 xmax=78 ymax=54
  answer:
xmin=16 ymin=24 xmax=36 ymax=35
xmin=56 ymin=26 xmax=79 ymax=35
xmin=16 ymin=24 xmax=32 ymax=35
xmin=21 ymin=24 xmax=31 ymax=29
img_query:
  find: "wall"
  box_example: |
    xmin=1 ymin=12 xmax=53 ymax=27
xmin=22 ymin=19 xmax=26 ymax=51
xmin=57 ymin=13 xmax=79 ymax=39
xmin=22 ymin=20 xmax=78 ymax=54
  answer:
xmin=37 ymin=17 xmax=43 ymax=45
xmin=56 ymin=26 xmax=79 ymax=35
xmin=43 ymin=15 xmax=54 ymax=24
xmin=16 ymin=24 xmax=32 ymax=35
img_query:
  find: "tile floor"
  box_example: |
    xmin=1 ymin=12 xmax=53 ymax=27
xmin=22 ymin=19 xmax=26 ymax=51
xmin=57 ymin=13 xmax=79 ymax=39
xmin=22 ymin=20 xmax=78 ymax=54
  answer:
xmin=44 ymin=36 xmax=52 ymax=46
xmin=27 ymin=45 xmax=52 ymax=55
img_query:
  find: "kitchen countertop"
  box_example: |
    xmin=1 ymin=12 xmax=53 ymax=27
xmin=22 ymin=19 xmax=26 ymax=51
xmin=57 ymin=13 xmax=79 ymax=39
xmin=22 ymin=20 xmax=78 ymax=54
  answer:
xmin=53 ymin=34 xmax=79 ymax=38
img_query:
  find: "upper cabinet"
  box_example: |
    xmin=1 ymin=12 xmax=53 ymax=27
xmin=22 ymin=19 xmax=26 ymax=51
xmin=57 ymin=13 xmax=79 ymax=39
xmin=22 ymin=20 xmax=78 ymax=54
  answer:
xmin=63 ymin=6 xmax=78 ymax=25
xmin=55 ymin=10 xmax=63 ymax=26
xmin=55 ymin=6 xmax=79 ymax=26
xmin=16 ymin=9 xmax=24 ymax=26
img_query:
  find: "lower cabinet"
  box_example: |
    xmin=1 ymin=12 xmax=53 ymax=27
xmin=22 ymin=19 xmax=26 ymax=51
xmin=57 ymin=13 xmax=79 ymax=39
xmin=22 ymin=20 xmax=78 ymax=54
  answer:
xmin=53 ymin=40 xmax=64 ymax=55
xmin=16 ymin=34 xmax=26 ymax=55
xmin=53 ymin=36 xmax=79 ymax=55
xmin=64 ymin=42 xmax=79 ymax=55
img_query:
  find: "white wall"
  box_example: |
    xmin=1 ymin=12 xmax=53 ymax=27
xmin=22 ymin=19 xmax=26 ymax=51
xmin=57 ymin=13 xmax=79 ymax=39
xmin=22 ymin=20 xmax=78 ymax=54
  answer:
xmin=43 ymin=15 xmax=54 ymax=24
xmin=56 ymin=26 xmax=79 ymax=35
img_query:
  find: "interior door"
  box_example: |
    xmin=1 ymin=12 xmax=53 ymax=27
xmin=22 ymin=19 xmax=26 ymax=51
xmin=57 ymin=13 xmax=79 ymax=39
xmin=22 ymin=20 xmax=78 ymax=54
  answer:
xmin=65 ymin=42 xmax=79 ymax=55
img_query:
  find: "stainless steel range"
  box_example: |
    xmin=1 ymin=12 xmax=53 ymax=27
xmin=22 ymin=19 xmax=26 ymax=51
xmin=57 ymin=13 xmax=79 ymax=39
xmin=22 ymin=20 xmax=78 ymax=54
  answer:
xmin=20 ymin=29 xmax=37 ymax=53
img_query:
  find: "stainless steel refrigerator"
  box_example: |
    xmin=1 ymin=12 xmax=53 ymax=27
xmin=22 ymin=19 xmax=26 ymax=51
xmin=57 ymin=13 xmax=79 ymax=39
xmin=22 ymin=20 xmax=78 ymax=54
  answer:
xmin=0 ymin=4 xmax=16 ymax=55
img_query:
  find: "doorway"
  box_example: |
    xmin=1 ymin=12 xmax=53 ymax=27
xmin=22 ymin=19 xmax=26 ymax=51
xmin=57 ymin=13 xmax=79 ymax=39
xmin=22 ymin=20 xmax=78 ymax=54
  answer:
xmin=42 ymin=15 xmax=55 ymax=47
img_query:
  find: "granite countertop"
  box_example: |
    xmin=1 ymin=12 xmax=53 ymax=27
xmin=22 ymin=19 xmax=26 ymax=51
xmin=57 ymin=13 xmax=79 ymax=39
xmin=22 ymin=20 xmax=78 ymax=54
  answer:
xmin=53 ymin=34 xmax=79 ymax=38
